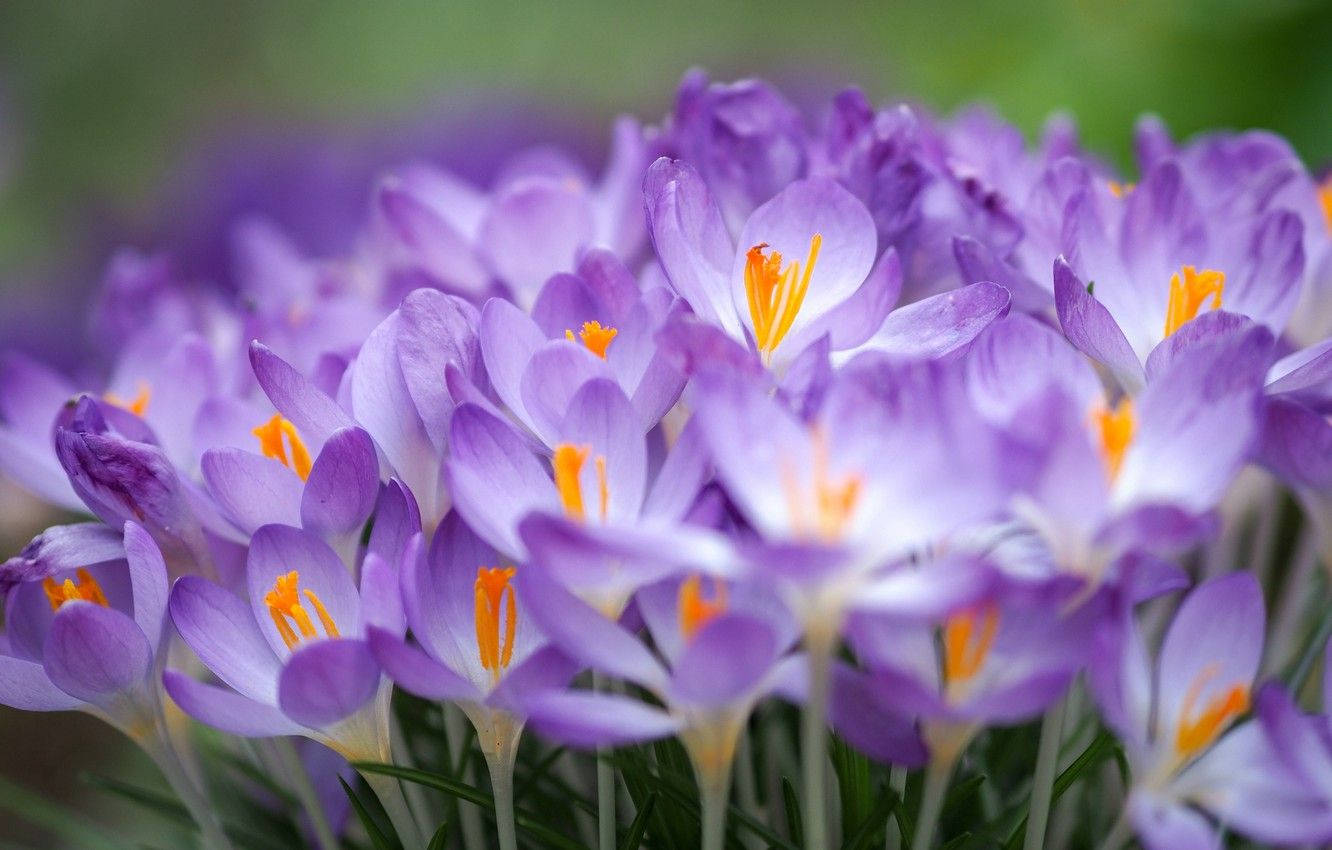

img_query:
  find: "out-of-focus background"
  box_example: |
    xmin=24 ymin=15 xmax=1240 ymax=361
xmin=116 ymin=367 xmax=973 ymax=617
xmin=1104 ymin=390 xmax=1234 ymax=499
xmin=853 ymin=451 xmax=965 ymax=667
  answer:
xmin=1 ymin=1 xmax=1330 ymax=844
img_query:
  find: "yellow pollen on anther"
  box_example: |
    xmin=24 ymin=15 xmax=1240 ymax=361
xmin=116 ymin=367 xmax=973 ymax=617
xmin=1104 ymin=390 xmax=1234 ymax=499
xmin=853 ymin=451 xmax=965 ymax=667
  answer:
xmin=678 ymin=574 xmax=728 ymax=641
xmin=1318 ymin=177 xmax=1332 ymax=235
xmin=744 ymin=233 xmax=822 ymax=360
xmin=42 ymin=568 xmax=109 ymax=612
xmin=781 ymin=428 xmax=861 ymax=541
xmin=1092 ymin=398 xmax=1136 ymax=482
xmin=565 ymin=321 xmax=618 ymax=359
xmin=943 ymin=605 xmax=1000 ymax=685
xmin=103 ymin=382 xmax=152 ymax=417
xmin=1163 ymin=265 xmax=1225 ymax=338
xmin=263 ymin=571 xmax=339 ymax=649
xmin=552 ymin=443 xmax=610 ymax=523
xmin=474 ymin=567 xmax=518 ymax=679
xmin=1174 ymin=664 xmax=1250 ymax=758
xmin=1107 ymin=180 xmax=1135 ymax=199
xmin=252 ymin=414 xmax=313 ymax=481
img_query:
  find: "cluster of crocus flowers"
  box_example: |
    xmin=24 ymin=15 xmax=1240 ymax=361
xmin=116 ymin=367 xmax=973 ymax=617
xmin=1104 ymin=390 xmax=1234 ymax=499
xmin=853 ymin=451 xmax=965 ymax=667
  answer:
xmin=3 ymin=70 xmax=1332 ymax=850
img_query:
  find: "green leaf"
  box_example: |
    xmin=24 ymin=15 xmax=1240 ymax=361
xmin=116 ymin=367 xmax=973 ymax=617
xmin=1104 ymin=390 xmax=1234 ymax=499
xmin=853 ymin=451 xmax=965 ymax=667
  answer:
xmin=0 ymin=773 xmax=137 ymax=850
xmin=354 ymin=761 xmax=584 ymax=850
xmin=781 ymin=776 xmax=803 ymax=848
xmin=941 ymin=773 xmax=987 ymax=819
xmin=1002 ymin=730 xmax=1118 ymax=850
xmin=427 ymin=821 xmax=450 ymax=850
xmin=842 ymin=785 xmax=899 ymax=850
xmin=831 ymin=735 xmax=872 ymax=836
xmin=619 ymin=790 xmax=657 ymax=850
xmin=1085 ymin=280 xmax=1095 ymax=295
xmin=340 ymin=776 xmax=398 ymax=850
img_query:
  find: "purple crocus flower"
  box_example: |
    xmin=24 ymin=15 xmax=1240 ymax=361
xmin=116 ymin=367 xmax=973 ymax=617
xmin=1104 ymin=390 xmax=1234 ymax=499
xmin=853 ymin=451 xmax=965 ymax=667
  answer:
xmin=369 ymin=116 xmax=649 ymax=308
xmin=1090 ymin=573 xmax=1332 ymax=849
xmin=0 ymin=521 xmax=232 ymax=846
xmin=477 ymin=250 xmax=686 ymax=443
xmin=644 ymin=157 xmax=1009 ymax=374
xmin=519 ymin=566 xmax=814 ymax=850
xmin=0 ymin=351 xmax=83 ymax=510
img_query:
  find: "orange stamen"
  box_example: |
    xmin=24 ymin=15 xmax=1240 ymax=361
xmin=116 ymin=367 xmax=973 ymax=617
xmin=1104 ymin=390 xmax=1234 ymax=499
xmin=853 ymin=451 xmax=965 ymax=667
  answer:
xmin=552 ymin=443 xmax=610 ymax=523
xmin=565 ymin=321 xmax=618 ymax=359
xmin=475 ymin=567 xmax=518 ymax=679
xmin=781 ymin=428 xmax=861 ymax=541
xmin=744 ymin=234 xmax=822 ymax=360
xmin=1092 ymin=398 xmax=1136 ymax=482
xmin=1318 ymin=177 xmax=1332 ymax=235
xmin=1107 ymin=180 xmax=1135 ymax=199
xmin=679 ymin=574 xmax=728 ymax=641
xmin=1175 ymin=664 xmax=1250 ymax=758
xmin=42 ymin=568 xmax=109 ymax=611
xmin=252 ymin=414 xmax=313 ymax=481
xmin=264 ymin=571 xmax=338 ymax=649
xmin=1163 ymin=266 xmax=1225 ymax=338
xmin=943 ymin=605 xmax=1000 ymax=684
xmin=103 ymin=381 xmax=151 ymax=417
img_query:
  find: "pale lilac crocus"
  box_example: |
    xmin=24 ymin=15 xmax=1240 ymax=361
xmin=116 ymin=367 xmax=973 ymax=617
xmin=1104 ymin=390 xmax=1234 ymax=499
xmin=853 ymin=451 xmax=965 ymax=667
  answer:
xmin=0 ymin=522 xmax=232 ymax=848
xmin=1090 ymin=573 xmax=1332 ymax=849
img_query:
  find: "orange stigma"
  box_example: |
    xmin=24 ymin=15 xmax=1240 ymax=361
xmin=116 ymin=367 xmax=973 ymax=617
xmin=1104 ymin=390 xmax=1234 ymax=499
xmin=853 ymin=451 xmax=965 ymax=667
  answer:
xmin=678 ymin=574 xmax=728 ymax=641
xmin=744 ymin=234 xmax=822 ymax=360
xmin=1319 ymin=176 xmax=1332 ymax=235
xmin=943 ymin=605 xmax=1000 ymax=686
xmin=552 ymin=443 xmax=610 ymax=522
xmin=103 ymin=382 xmax=151 ymax=417
xmin=565 ymin=321 xmax=618 ymax=359
xmin=1107 ymin=180 xmax=1135 ymax=199
xmin=263 ymin=571 xmax=339 ymax=649
xmin=1093 ymin=398 xmax=1136 ymax=482
xmin=475 ymin=567 xmax=518 ymax=680
xmin=252 ymin=414 xmax=313 ymax=481
xmin=782 ymin=428 xmax=861 ymax=541
xmin=42 ymin=569 xmax=109 ymax=611
xmin=1163 ymin=266 xmax=1224 ymax=338
xmin=1175 ymin=664 xmax=1250 ymax=758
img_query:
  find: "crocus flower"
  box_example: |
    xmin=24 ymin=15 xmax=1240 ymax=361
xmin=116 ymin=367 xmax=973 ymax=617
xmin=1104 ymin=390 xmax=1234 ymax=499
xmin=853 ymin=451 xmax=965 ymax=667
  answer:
xmin=367 ymin=514 xmax=576 ymax=850
xmin=1090 ymin=573 xmax=1332 ymax=850
xmin=645 ymin=157 xmax=1009 ymax=374
xmin=0 ymin=521 xmax=232 ymax=847
xmin=519 ymin=566 xmax=811 ymax=850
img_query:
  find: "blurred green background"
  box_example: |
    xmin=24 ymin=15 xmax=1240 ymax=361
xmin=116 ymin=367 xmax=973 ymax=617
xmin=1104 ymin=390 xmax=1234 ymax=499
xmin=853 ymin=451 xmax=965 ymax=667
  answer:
xmin=1 ymin=0 xmax=1331 ymax=845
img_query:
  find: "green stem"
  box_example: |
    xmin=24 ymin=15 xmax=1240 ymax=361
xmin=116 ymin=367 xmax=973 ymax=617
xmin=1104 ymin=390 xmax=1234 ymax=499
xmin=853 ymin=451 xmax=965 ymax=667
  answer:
xmin=886 ymin=765 xmax=908 ymax=850
xmin=270 ymin=738 xmax=340 ymax=850
xmin=1094 ymin=807 xmax=1132 ymax=850
xmin=140 ymin=712 xmax=232 ymax=850
xmin=911 ymin=753 xmax=955 ymax=850
xmin=699 ymin=767 xmax=733 ymax=850
xmin=444 ymin=704 xmax=486 ymax=850
xmin=734 ymin=728 xmax=762 ymax=849
xmin=484 ymin=748 xmax=519 ymax=850
xmin=1023 ymin=696 xmax=1068 ymax=850
xmin=801 ymin=625 xmax=836 ymax=850
xmin=593 ymin=671 xmax=616 ymax=850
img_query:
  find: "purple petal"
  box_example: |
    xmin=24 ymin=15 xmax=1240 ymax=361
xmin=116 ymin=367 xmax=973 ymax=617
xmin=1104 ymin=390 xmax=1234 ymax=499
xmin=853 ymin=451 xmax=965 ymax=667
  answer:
xmin=277 ymin=639 xmax=381 ymax=728
xmin=366 ymin=478 xmax=422 ymax=566
xmin=170 ymin=575 xmax=282 ymax=703
xmin=531 ymin=273 xmax=606 ymax=340
xmin=1266 ymin=337 xmax=1332 ymax=400
xmin=1127 ymin=791 xmax=1219 ymax=850
xmin=359 ymin=553 xmax=405 ymax=636
xmin=554 ymin=379 xmax=646 ymax=523
xmin=249 ymin=341 xmax=355 ymax=453
xmin=164 ymin=671 xmax=304 ymax=737
xmin=1256 ymin=398 xmax=1332 ymax=492
xmin=966 ymin=313 xmax=1102 ymax=423
xmin=478 ymin=180 xmax=594 ymax=304
xmin=302 ymin=427 xmax=379 ymax=540
xmin=669 ymin=615 xmax=777 ymax=709
xmin=829 ymin=664 xmax=927 ymax=765
xmin=1053 ymin=257 xmax=1144 ymax=391
xmin=478 ymin=298 xmax=548 ymax=431
xmin=855 ymin=281 xmax=1010 ymax=361
xmin=643 ymin=158 xmax=739 ymax=336
xmin=123 ymin=521 xmax=168 ymax=647
xmin=247 ymin=525 xmax=363 ymax=654
xmin=518 ymin=340 xmax=613 ymax=446
xmin=798 ymin=248 xmax=902 ymax=351
xmin=0 ymin=522 xmax=124 ymax=596
xmin=446 ymin=403 xmax=558 ymax=558
xmin=641 ymin=418 xmax=712 ymax=523
xmin=43 ymin=602 xmax=151 ymax=703
xmin=1156 ymin=573 xmax=1264 ymax=752
xmin=0 ymin=653 xmax=81 ymax=711
xmin=526 ymin=691 xmax=680 ymax=749
xmin=396 ymin=289 xmax=485 ymax=452
xmin=366 ymin=626 xmax=480 ymax=703
xmin=201 ymin=448 xmax=303 ymax=534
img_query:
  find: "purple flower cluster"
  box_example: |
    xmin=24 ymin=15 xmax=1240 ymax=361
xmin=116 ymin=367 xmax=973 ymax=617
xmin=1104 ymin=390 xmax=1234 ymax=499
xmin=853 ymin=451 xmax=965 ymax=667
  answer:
xmin=4 ymin=71 xmax=1332 ymax=850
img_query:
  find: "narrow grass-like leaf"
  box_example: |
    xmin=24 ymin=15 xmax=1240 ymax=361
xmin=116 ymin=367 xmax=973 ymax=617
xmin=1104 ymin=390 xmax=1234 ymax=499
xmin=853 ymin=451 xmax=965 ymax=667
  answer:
xmin=427 ymin=821 xmax=450 ymax=850
xmin=842 ymin=785 xmax=899 ymax=850
xmin=0 ymin=774 xmax=137 ymax=850
xmin=781 ymin=776 xmax=802 ymax=848
xmin=340 ymin=776 xmax=397 ymax=850
xmin=1002 ymin=730 xmax=1117 ymax=850
xmin=619 ymin=790 xmax=658 ymax=849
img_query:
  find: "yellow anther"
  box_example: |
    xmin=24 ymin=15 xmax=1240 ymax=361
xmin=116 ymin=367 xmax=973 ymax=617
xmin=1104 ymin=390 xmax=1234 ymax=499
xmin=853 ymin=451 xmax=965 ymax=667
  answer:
xmin=1163 ymin=266 xmax=1225 ymax=338
xmin=103 ymin=382 xmax=151 ymax=417
xmin=474 ymin=567 xmax=518 ymax=680
xmin=552 ymin=443 xmax=610 ymax=523
xmin=1175 ymin=664 xmax=1249 ymax=758
xmin=252 ymin=414 xmax=313 ymax=481
xmin=679 ymin=574 xmax=728 ymax=641
xmin=565 ymin=321 xmax=618 ymax=359
xmin=1107 ymin=180 xmax=1135 ymax=199
xmin=1092 ymin=398 xmax=1136 ymax=482
xmin=744 ymin=234 xmax=821 ymax=361
xmin=781 ymin=428 xmax=861 ymax=542
xmin=42 ymin=568 xmax=109 ymax=612
xmin=264 ymin=571 xmax=338 ymax=649
xmin=943 ymin=605 xmax=1000 ymax=685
